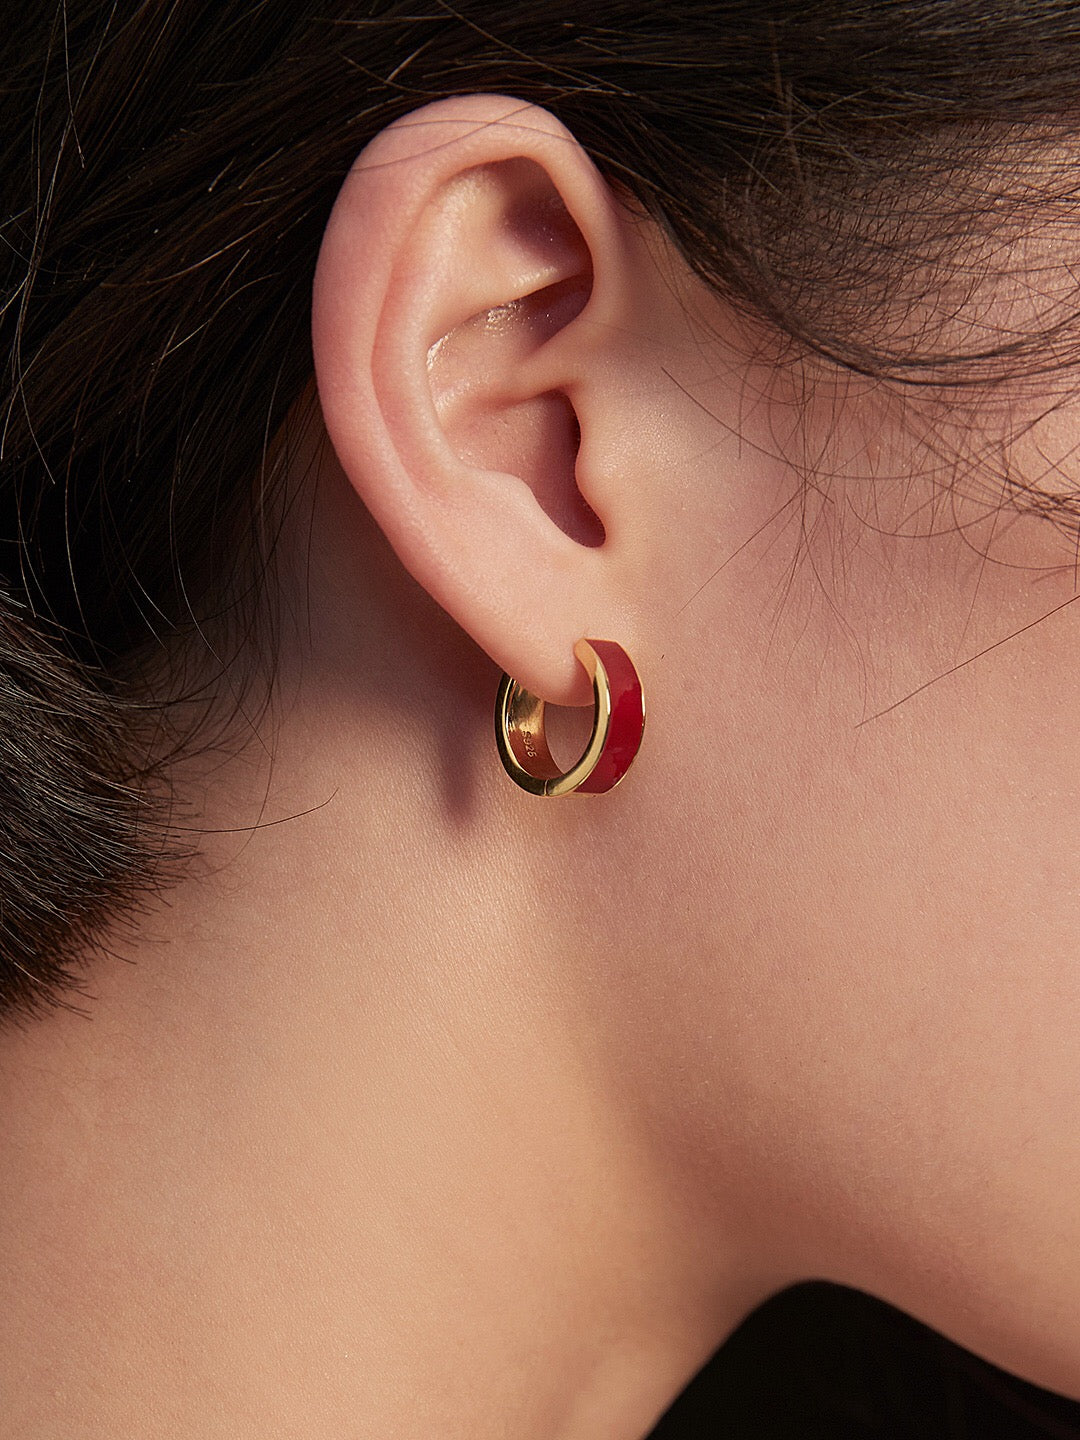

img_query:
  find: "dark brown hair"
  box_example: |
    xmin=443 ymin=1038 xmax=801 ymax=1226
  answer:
xmin=6 ymin=1 xmax=1080 ymax=1020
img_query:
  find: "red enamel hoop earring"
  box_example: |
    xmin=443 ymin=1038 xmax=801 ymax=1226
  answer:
xmin=495 ymin=638 xmax=645 ymax=796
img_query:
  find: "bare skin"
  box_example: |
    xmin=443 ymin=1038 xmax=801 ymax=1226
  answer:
xmin=2 ymin=96 xmax=1080 ymax=1435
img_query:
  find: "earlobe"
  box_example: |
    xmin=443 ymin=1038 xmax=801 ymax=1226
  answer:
xmin=311 ymin=95 xmax=645 ymax=705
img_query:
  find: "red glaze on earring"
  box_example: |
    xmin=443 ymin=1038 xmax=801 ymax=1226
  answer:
xmin=576 ymin=638 xmax=645 ymax=794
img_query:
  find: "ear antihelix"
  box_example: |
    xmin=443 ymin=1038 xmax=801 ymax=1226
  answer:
xmin=494 ymin=638 xmax=644 ymax=796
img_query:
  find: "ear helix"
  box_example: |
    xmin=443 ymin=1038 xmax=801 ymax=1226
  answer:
xmin=494 ymin=638 xmax=645 ymax=796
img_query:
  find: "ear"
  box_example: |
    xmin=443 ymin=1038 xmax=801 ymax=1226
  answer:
xmin=311 ymin=95 xmax=654 ymax=706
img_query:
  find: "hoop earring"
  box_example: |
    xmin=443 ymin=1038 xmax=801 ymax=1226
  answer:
xmin=495 ymin=638 xmax=645 ymax=796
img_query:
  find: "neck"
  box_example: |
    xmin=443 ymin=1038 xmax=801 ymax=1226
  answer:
xmin=0 ymin=464 xmax=778 ymax=1438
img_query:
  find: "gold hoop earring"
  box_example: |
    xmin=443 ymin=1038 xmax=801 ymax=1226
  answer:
xmin=494 ymin=638 xmax=645 ymax=796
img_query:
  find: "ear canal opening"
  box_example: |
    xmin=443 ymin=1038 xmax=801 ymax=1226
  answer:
xmin=547 ymin=400 xmax=605 ymax=549
xmin=429 ymin=270 xmax=606 ymax=550
xmin=502 ymin=272 xmax=604 ymax=549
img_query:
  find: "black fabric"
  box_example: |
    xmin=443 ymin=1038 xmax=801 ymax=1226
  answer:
xmin=648 ymin=1282 xmax=1080 ymax=1440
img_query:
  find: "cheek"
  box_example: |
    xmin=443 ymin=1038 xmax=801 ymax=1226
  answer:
xmin=633 ymin=455 xmax=1080 ymax=1397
